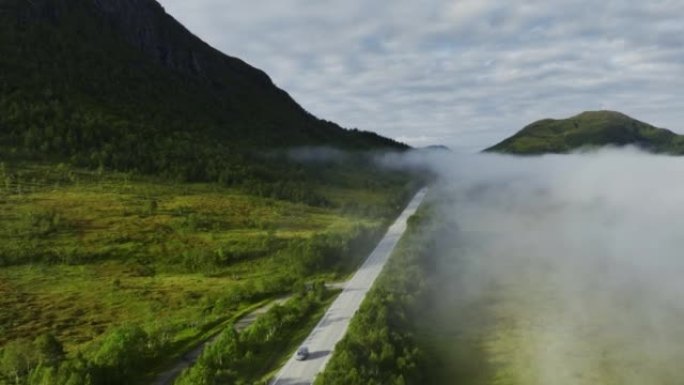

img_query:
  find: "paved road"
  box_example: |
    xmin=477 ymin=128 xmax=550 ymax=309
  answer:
xmin=271 ymin=188 xmax=428 ymax=385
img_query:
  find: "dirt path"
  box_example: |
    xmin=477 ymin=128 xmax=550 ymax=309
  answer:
xmin=151 ymin=295 xmax=291 ymax=385
xmin=234 ymin=296 xmax=290 ymax=332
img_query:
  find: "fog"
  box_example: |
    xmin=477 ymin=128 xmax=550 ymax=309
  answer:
xmin=395 ymin=149 xmax=684 ymax=384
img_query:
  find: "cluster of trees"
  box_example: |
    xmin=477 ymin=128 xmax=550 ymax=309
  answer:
xmin=164 ymin=223 xmax=385 ymax=277
xmin=1 ymin=334 xmax=65 ymax=385
xmin=0 ymin=172 xmax=409 ymax=268
xmin=1 ymin=279 xmax=320 ymax=385
xmin=315 ymin=209 xmax=436 ymax=385
xmin=0 ymin=87 xmax=416 ymax=207
xmin=175 ymin=285 xmax=329 ymax=385
xmin=0 ymin=6 xmax=411 ymax=208
xmin=0 ymin=325 xmax=171 ymax=385
xmin=284 ymin=224 xmax=385 ymax=276
xmin=0 ymin=93 xmax=320 ymax=202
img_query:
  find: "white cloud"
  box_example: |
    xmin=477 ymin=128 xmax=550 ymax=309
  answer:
xmin=158 ymin=0 xmax=684 ymax=150
xmin=395 ymin=148 xmax=684 ymax=383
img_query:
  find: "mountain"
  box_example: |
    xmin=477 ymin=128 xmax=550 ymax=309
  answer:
xmin=485 ymin=110 xmax=684 ymax=155
xmin=0 ymin=0 xmax=406 ymax=185
xmin=421 ymin=145 xmax=451 ymax=152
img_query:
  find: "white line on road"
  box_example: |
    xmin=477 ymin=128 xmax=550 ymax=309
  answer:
xmin=271 ymin=188 xmax=428 ymax=385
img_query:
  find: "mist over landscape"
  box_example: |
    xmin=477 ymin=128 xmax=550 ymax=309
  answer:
xmin=401 ymin=149 xmax=684 ymax=384
xmin=4 ymin=1 xmax=684 ymax=384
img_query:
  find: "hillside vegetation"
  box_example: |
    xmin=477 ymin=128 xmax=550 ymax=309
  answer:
xmin=0 ymin=162 xmax=416 ymax=385
xmin=0 ymin=0 xmax=406 ymax=190
xmin=0 ymin=0 xmax=423 ymax=384
xmin=486 ymin=110 xmax=684 ymax=154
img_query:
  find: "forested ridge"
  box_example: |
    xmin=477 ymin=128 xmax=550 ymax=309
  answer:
xmin=0 ymin=0 xmax=408 ymax=195
xmin=486 ymin=110 xmax=684 ymax=154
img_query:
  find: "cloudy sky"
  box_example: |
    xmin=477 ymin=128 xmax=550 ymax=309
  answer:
xmin=157 ymin=0 xmax=684 ymax=151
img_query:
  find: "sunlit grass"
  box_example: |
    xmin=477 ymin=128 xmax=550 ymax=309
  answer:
xmin=0 ymin=166 xmax=390 ymax=355
xmin=419 ymin=267 xmax=684 ymax=385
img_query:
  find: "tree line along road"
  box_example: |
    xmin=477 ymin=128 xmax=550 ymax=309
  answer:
xmin=270 ymin=188 xmax=428 ymax=385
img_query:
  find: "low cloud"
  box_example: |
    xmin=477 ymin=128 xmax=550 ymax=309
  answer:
xmin=399 ymin=148 xmax=684 ymax=383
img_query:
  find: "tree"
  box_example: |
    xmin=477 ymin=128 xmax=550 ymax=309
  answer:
xmin=1 ymin=339 xmax=36 ymax=385
xmin=145 ymin=199 xmax=158 ymax=216
xmin=91 ymin=325 xmax=148 ymax=384
xmin=28 ymin=352 xmax=94 ymax=385
xmin=34 ymin=333 xmax=65 ymax=367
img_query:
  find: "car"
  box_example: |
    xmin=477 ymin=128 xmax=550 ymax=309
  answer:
xmin=295 ymin=346 xmax=310 ymax=361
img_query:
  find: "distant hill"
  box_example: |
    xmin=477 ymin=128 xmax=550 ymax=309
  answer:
xmin=485 ymin=111 xmax=684 ymax=155
xmin=421 ymin=145 xmax=451 ymax=152
xmin=0 ymin=0 xmax=406 ymax=187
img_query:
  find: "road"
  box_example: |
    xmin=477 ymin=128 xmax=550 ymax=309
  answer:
xmin=270 ymin=188 xmax=428 ymax=385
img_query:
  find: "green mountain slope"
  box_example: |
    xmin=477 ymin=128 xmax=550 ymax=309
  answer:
xmin=486 ymin=110 xmax=684 ymax=154
xmin=0 ymin=2 xmax=422 ymax=383
xmin=0 ymin=0 xmax=406 ymax=185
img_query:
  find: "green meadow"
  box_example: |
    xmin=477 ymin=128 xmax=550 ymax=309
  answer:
xmin=0 ymin=163 xmax=412 ymax=384
xmin=418 ymin=253 xmax=684 ymax=385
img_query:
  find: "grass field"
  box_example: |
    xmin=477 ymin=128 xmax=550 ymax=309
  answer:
xmin=418 ymin=248 xmax=684 ymax=385
xmin=0 ymin=163 xmax=411 ymax=384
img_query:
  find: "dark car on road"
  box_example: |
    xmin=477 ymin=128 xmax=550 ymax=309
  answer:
xmin=295 ymin=346 xmax=309 ymax=361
